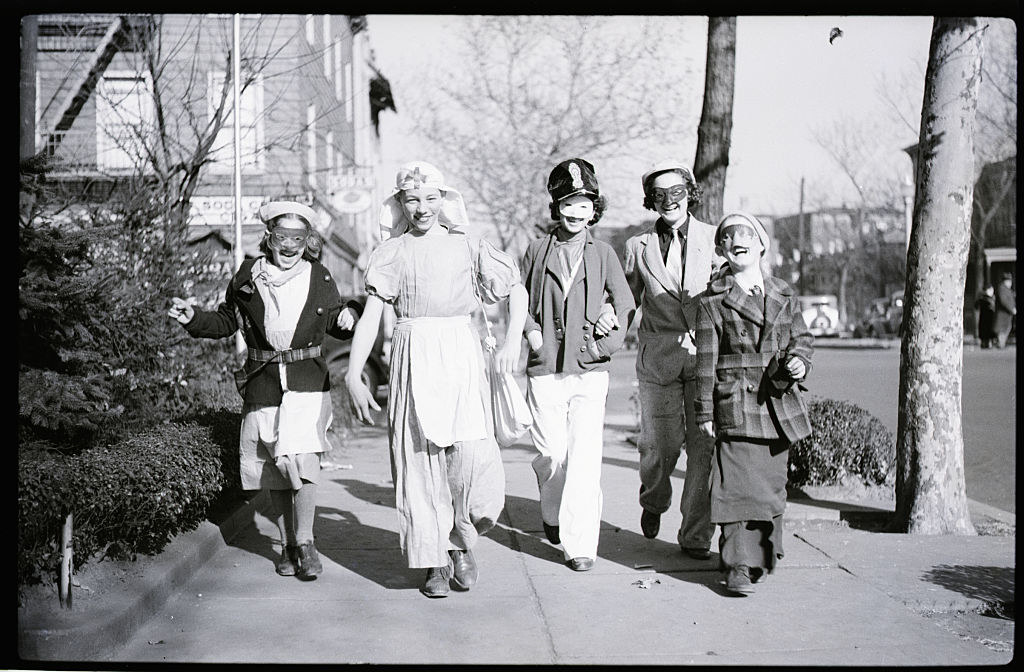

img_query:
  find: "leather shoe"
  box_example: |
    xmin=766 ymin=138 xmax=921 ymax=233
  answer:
xmin=543 ymin=523 xmax=561 ymax=545
xmin=682 ymin=546 xmax=711 ymax=560
xmin=449 ymin=549 xmax=478 ymax=590
xmin=725 ymin=565 xmax=755 ymax=596
xmin=421 ymin=563 xmax=452 ymax=598
xmin=567 ymin=557 xmax=594 ymax=572
xmin=275 ymin=544 xmax=298 ymax=576
xmin=296 ymin=541 xmax=323 ymax=580
xmin=640 ymin=509 xmax=661 ymax=539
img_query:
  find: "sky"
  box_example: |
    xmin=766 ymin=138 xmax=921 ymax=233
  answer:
xmin=366 ymin=15 xmax=935 ymax=222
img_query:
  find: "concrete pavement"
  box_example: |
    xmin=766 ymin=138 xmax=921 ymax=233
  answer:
xmin=17 ymin=418 xmax=1014 ymax=665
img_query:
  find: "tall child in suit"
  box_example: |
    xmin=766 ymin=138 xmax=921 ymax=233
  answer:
xmin=694 ymin=212 xmax=814 ymax=596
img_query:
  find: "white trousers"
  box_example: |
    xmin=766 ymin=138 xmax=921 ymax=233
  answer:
xmin=526 ymin=370 xmax=610 ymax=561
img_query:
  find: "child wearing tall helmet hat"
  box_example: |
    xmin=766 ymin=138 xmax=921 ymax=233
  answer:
xmin=345 ymin=161 xmax=529 ymax=598
xmin=694 ymin=212 xmax=814 ymax=596
xmin=519 ymin=158 xmax=635 ymax=571
xmin=169 ymin=201 xmax=363 ymax=581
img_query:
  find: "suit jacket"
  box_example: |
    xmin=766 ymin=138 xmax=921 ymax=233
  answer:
xmin=694 ymin=274 xmax=814 ymax=443
xmin=185 ymin=257 xmax=357 ymax=406
xmin=623 ymin=214 xmax=722 ymax=383
xmin=521 ymin=230 xmax=635 ymax=376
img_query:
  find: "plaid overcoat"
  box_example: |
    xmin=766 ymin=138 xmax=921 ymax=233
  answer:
xmin=694 ymin=274 xmax=814 ymax=443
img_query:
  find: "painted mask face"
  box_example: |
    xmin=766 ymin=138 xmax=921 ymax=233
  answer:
xmin=267 ymin=217 xmax=309 ymax=270
xmin=400 ymin=186 xmax=444 ymax=233
xmin=558 ymin=195 xmax=595 ymax=234
xmin=718 ymin=220 xmax=763 ymax=271
xmin=650 ymin=171 xmax=688 ymax=224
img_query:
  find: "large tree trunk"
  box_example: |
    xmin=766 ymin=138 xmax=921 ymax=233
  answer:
xmin=693 ymin=17 xmax=736 ymax=227
xmin=892 ymin=18 xmax=982 ymax=535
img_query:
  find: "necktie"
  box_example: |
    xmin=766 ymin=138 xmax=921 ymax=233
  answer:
xmin=665 ymin=228 xmax=684 ymax=294
xmin=751 ymin=285 xmax=762 ymax=297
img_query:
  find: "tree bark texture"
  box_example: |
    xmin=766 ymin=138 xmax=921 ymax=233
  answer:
xmin=692 ymin=17 xmax=736 ymax=227
xmin=893 ymin=18 xmax=982 ymax=535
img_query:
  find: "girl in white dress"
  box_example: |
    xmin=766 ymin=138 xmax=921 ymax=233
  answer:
xmin=345 ymin=162 xmax=527 ymax=598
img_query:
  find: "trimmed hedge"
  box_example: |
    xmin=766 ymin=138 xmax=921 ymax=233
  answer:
xmin=18 ymin=410 xmax=241 ymax=586
xmin=789 ymin=396 xmax=895 ymax=487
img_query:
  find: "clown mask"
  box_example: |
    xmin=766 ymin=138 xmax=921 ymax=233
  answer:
xmin=267 ymin=217 xmax=310 ymax=270
xmin=558 ymin=194 xmax=595 ymax=234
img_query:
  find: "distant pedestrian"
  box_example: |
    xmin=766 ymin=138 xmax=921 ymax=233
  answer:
xmin=975 ymin=286 xmax=996 ymax=348
xmin=623 ymin=159 xmax=723 ymax=559
xmin=168 ymin=201 xmax=362 ymax=581
xmin=345 ymin=161 xmax=528 ymax=598
xmin=695 ymin=212 xmax=814 ymax=596
xmin=520 ymin=158 xmax=635 ymax=572
xmin=992 ymin=272 xmax=1016 ymax=348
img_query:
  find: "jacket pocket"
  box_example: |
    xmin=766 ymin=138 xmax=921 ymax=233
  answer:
xmin=713 ymin=379 xmax=744 ymax=430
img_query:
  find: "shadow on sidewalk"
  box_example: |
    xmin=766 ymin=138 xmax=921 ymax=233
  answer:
xmin=922 ymin=565 xmax=1016 ymax=619
xmin=494 ymin=494 xmax=727 ymax=593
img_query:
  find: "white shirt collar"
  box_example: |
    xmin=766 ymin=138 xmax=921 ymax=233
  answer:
xmin=732 ymin=273 xmax=765 ymax=296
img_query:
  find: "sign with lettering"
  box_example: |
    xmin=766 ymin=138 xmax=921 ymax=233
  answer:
xmin=329 ymin=170 xmax=374 ymax=192
xmin=188 ymin=196 xmax=264 ymax=226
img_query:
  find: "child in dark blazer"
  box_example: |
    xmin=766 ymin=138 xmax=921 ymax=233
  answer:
xmin=694 ymin=212 xmax=814 ymax=596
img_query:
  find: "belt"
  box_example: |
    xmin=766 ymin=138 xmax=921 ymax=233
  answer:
xmin=247 ymin=345 xmax=322 ymax=364
xmin=716 ymin=352 xmax=772 ymax=371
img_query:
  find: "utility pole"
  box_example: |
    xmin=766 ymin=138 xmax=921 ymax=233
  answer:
xmin=797 ymin=177 xmax=805 ymax=294
xmin=20 ymin=16 xmax=38 ymax=160
xmin=232 ymin=14 xmax=244 ymax=354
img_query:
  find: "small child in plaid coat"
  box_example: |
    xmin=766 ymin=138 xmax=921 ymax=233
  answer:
xmin=694 ymin=212 xmax=814 ymax=596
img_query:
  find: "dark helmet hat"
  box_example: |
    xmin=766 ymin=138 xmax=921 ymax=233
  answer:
xmin=547 ymin=158 xmax=600 ymax=203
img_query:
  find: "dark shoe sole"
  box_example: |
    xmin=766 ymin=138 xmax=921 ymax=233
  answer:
xmin=682 ymin=547 xmax=712 ymax=560
xmin=421 ymin=587 xmax=449 ymax=598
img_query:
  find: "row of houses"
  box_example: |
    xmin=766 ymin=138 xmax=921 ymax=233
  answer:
xmin=21 ymin=13 xmax=396 ymax=297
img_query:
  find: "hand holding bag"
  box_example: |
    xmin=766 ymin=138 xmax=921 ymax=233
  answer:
xmin=469 ymin=241 xmax=533 ymax=446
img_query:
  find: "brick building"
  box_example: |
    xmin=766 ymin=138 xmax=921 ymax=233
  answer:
xmin=22 ymin=13 xmax=395 ymax=296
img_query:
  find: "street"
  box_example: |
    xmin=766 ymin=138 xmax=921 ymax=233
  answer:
xmin=603 ymin=344 xmax=1016 ymax=514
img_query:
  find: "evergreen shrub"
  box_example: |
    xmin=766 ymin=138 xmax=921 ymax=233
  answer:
xmin=789 ymin=396 xmax=895 ymax=487
xmin=17 ymin=410 xmax=240 ymax=586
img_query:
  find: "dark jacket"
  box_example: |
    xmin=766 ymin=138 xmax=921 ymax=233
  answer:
xmin=184 ymin=257 xmax=358 ymax=406
xmin=520 ymin=230 xmax=635 ymax=377
xmin=993 ymin=282 xmax=1016 ymax=333
xmin=695 ymin=274 xmax=814 ymax=443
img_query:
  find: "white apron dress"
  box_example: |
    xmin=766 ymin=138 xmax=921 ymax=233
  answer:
xmin=365 ymin=231 xmax=519 ymax=568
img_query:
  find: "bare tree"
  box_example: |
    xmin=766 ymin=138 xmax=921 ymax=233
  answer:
xmin=407 ymin=16 xmax=700 ymax=254
xmin=692 ymin=17 xmax=735 ymax=227
xmin=892 ymin=18 xmax=983 ymax=535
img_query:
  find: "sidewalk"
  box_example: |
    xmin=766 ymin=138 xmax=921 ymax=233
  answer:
xmin=18 ymin=420 xmax=1014 ymax=665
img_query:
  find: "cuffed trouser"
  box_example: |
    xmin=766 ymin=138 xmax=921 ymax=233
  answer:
xmin=718 ymin=515 xmax=785 ymax=575
xmin=637 ymin=377 xmax=715 ymax=551
xmin=527 ymin=370 xmax=610 ymax=561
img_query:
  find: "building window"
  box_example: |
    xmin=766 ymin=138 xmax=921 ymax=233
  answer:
xmin=96 ymin=72 xmax=154 ymax=172
xmin=307 ymin=103 xmax=317 ymax=188
xmin=323 ymin=15 xmax=332 ymax=78
xmin=335 ymin=41 xmax=343 ymax=101
xmin=345 ymin=62 xmax=353 ymax=123
xmin=207 ymin=71 xmax=264 ymax=174
xmin=326 ymin=131 xmax=334 ymax=179
xmin=305 ymin=15 xmax=315 ymax=45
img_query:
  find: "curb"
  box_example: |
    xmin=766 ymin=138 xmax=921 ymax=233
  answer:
xmin=18 ymin=489 xmax=268 ymax=662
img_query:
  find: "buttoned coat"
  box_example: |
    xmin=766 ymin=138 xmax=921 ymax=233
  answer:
xmin=993 ymin=282 xmax=1016 ymax=334
xmin=185 ymin=257 xmax=357 ymax=406
xmin=521 ymin=230 xmax=635 ymax=377
xmin=694 ymin=274 xmax=814 ymax=443
xmin=623 ymin=215 xmax=722 ymax=383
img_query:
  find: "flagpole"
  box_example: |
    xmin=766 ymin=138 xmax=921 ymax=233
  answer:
xmin=232 ymin=13 xmax=244 ymax=354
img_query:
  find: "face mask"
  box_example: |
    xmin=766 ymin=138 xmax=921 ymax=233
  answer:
xmin=559 ymin=198 xmax=595 ymax=221
xmin=650 ymin=185 xmax=687 ymax=207
xmin=718 ymin=224 xmax=758 ymax=245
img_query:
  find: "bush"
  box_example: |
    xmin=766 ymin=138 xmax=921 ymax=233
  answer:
xmin=789 ymin=396 xmax=895 ymax=487
xmin=18 ymin=410 xmax=240 ymax=586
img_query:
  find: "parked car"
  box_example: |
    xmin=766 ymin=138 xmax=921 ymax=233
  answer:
xmin=324 ymin=299 xmax=389 ymax=402
xmin=798 ymin=295 xmax=842 ymax=337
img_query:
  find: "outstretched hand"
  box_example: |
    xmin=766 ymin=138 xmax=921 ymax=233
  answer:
xmin=168 ymin=297 xmax=196 ymax=324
